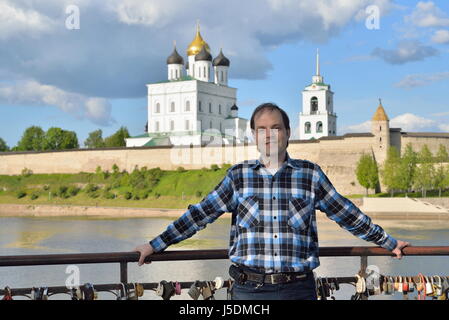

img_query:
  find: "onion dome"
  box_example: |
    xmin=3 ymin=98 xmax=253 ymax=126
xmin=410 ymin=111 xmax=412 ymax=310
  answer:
xmin=372 ymin=99 xmax=389 ymax=121
xmin=195 ymin=45 xmax=212 ymax=61
xmin=213 ymin=49 xmax=230 ymax=67
xmin=231 ymin=104 xmax=238 ymax=110
xmin=187 ymin=23 xmax=211 ymax=56
xmin=166 ymin=46 xmax=184 ymax=65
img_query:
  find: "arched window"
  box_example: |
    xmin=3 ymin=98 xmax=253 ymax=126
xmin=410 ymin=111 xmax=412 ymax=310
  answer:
xmin=155 ymin=121 xmax=159 ymax=132
xmin=218 ymin=104 xmax=221 ymax=114
xmin=155 ymin=103 xmax=160 ymax=113
xmin=204 ymin=66 xmax=206 ymax=78
xmin=170 ymin=120 xmax=174 ymax=131
xmin=176 ymin=69 xmax=179 ymax=79
xmin=209 ymin=102 xmax=212 ymax=113
xmin=311 ymin=97 xmax=318 ymax=114
xmin=220 ymin=122 xmax=222 ymax=132
xmin=305 ymin=122 xmax=311 ymax=134
xmin=221 ymin=71 xmax=223 ymax=82
xmin=210 ymin=120 xmax=213 ymax=129
xmin=185 ymin=120 xmax=190 ymax=131
xmin=316 ymin=121 xmax=323 ymax=133
xmin=170 ymin=102 xmax=175 ymax=112
xmin=198 ymin=101 xmax=202 ymax=112
xmin=185 ymin=101 xmax=190 ymax=112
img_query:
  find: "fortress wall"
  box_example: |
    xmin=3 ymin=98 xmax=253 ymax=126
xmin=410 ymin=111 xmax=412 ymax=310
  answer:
xmin=401 ymin=136 xmax=449 ymax=155
xmin=0 ymin=135 xmax=382 ymax=195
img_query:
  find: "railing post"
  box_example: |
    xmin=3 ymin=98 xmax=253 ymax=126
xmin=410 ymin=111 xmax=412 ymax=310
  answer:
xmin=120 ymin=262 xmax=128 ymax=284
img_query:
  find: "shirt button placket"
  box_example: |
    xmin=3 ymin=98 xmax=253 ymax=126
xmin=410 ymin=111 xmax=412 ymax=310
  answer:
xmin=272 ymin=178 xmax=281 ymax=272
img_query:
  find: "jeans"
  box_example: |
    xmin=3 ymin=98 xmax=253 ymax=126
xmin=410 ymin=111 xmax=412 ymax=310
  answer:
xmin=230 ymin=269 xmax=318 ymax=300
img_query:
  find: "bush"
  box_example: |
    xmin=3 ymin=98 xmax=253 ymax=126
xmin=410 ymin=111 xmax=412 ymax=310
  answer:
xmin=21 ymin=168 xmax=33 ymax=177
xmin=43 ymin=185 xmax=50 ymax=191
xmin=67 ymin=186 xmax=80 ymax=197
xmin=210 ymin=164 xmax=220 ymax=171
xmin=176 ymin=167 xmax=186 ymax=172
xmin=195 ymin=191 xmax=202 ymax=197
xmin=58 ymin=185 xmax=69 ymax=198
xmin=154 ymin=192 xmax=161 ymax=199
xmin=133 ymin=194 xmax=140 ymax=200
xmin=30 ymin=192 xmax=39 ymax=200
xmin=85 ymin=183 xmax=99 ymax=193
xmin=103 ymin=191 xmax=115 ymax=199
xmin=16 ymin=190 xmax=27 ymax=199
xmin=124 ymin=192 xmax=132 ymax=200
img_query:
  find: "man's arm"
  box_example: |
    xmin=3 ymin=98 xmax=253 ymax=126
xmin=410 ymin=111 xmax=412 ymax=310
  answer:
xmin=135 ymin=170 xmax=238 ymax=265
xmin=313 ymin=165 xmax=409 ymax=257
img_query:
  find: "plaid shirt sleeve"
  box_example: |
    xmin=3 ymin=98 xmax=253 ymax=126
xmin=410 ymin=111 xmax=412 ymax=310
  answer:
xmin=313 ymin=165 xmax=398 ymax=251
xmin=149 ymin=170 xmax=238 ymax=252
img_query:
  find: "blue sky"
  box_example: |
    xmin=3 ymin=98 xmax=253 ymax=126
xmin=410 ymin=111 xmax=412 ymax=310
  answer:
xmin=1 ymin=0 xmax=449 ymax=147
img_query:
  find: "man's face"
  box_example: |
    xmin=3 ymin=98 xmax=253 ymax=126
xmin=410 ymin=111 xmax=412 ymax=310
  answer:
xmin=252 ymin=109 xmax=290 ymax=159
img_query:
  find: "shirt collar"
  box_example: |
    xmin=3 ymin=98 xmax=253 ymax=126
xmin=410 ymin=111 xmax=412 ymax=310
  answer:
xmin=249 ymin=152 xmax=300 ymax=170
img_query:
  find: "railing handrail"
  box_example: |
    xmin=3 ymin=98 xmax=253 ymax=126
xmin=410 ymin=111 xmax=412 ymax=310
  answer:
xmin=1 ymin=246 xmax=449 ymax=267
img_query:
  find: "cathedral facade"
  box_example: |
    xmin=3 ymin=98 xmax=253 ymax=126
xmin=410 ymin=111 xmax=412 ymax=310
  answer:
xmin=126 ymin=24 xmax=249 ymax=147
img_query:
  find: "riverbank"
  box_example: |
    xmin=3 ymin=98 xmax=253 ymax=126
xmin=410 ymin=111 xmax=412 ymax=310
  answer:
xmin=1 ymin=197 xmax=449 ymax=219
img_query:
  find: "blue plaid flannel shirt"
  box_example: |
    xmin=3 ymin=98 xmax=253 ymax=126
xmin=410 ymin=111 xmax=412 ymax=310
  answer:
xmin=150 ymin=154 xmax=398 ymax=273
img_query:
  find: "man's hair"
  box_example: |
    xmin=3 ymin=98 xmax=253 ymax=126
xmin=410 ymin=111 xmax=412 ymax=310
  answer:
xmin=250 ymin=102 xmax=290 ymax=131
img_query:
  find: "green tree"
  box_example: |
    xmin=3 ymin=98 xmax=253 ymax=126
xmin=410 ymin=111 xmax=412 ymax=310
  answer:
xmin=356 ymin=153 xmax=379 ymax=196
xmin=104 ymin=127 xmax=130 ymax=147
xmin=43 ymin=127 xmax=79 ymax=150
xmin=84 ymin=129 xmax=105 ymax=149
xmin=434 ymin=144 xmax=449 ymax=197
xmin=16 ymin=126 xmax=45 ymax=151
xmin=0 ymin=137 xmax=9 ymax=152
xmin=414 ymin=145 xmax=435 ymax=197
xmin=397 ymin=143 xmax=417 ymax=196
xmin=381 ymin=146 xmax=401 ymax=196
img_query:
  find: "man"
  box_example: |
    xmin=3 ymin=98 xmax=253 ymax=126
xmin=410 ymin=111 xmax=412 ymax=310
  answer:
xmin=135 ymin=102 xmax=410 ymax=300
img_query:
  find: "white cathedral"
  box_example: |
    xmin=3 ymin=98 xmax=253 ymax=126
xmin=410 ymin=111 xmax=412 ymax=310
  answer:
xmin=125 ymin=24 xmax=249 ymax=147
xmin=125 ymin=25 xmax=336 ymax=147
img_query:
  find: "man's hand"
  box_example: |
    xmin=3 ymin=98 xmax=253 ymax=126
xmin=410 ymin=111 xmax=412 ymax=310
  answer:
xmin=391 ymin=240 xmax=410 ymax=259
xmin=134 ymin=243 xmax=155 ymax=266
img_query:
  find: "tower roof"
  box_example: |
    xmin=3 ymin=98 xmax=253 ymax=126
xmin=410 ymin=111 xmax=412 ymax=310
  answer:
xmin=166 ymin=45 xmax=184 ymax=65
xmin=372 ymin=99 xmax=389 ymax=121
xmin=231 ymin=103 xmax=238 ymax=110
xmin=195 ymin=45 xmax=212 ymax=61
xmin=187 ymin=22 xmax=211 ymax=56
xmin=213 ymin=49 xmax=230 ymax=67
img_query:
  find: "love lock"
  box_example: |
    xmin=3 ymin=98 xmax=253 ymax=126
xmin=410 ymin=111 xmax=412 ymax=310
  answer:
xmin=155 ymin=281 xmax=165 ymax=298
xmin=161 ymin=281 xmax=175 ymax=300
xmin=387 ymin=276 xmax=394 ymax=295
xmin=174 ymin=282 xmax=182 ymax=295
xmin=439 ymin=277 xmax=449 ymax=300
xmin=425 ymin=276 xmax=434 ymax=296
xmin=135 ymin=283 xmax=145 ymax=298
xmin=188 ymin=281 xmax=201 ymax=300
xmin=201 ymin=282 xmax=215 ymax=300
xmin=214 ymin=277 xmax=224 ymax=291
xmin=117 ymin=283 xmax=128 ymax=300
xmin=83 ymin=283 xmax=96 ymax=300
xmin=408 ymin=276 xmax=415 ymax=293
xmin=355 ymin=274 xmax=366 ymax=294
xmin=433 ymin=275 xmax=443 ymax=298
xmin=127 ymin=283 xmax=138 ymax=300
xmin=2 ymin=287 xmax=13 ymax=300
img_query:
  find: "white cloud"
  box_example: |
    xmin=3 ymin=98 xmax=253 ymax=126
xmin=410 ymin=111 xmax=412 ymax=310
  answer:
xmin=372 ymin=40 xmax=438 ymax=65
xmin=405 ymin=1 xmax=449 ymax=28
xmin=431 ymin=29 xmax=449 ymax=44
xmin=0 ymin=80 xmax=114 ymax=126
xmin=394 ymin=71 xmax=449 ymax=88
xmin=0 ymin=0 xmax=57 ymax=40
xmin=341 ymin=113 xmax=449 ymax=134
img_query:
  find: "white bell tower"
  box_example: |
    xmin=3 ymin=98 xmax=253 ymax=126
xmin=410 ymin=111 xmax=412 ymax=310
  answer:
xmin=299 ymin=49 xmax=337 ymax=140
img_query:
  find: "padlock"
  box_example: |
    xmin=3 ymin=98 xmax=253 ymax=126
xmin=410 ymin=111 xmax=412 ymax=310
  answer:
xmin=135 ymin=283 xmax=144 ymax=297
xmin=155 ymin=281 xmax=165 ymax=297
xmin=388 ymin=276 xmax=394 ymax=295
xmin=42 ymin=287 xmax=49 ymax=300
xmin=397 ymin=276 xmax=403 ymax=293
xmin=188 ymin=281 xmax=201 ymax=300
xmin=161 ymin=281 xmax=175 ymax=300
xmin=127 ymin=283 xmax=138 ymax=300
xmin=408 ymin=277 xmax=414 ymax=292
xmin=355 ymin=274 xmax=366 ymax=294
xmin=425 ymin=276 xmax=434 ymax=296
xmin=83 ymin=283 xmax=95 ymax=300
xmin=201 ymin=282 xmax=214 ymax=300
xmin=2 ymin=287 xmax=13 ymax=300
xmin=433 ymin=275 xmax=442 ymax=297
xmin=174 ymin=282 xmax=182 ymax=295
xmin=117 ymin=283 xmax=128 ymax=300
xmin=214 ymin=277 xmax=224 ymax=290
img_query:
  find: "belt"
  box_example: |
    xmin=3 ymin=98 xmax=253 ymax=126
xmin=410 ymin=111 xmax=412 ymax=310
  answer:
xmin=229 ymin=265 xmax=310 ymax=285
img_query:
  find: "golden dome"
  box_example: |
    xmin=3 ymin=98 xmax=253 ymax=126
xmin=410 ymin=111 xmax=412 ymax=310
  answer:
xmin=187 ymin=23 xmax=211 ymax=56
xmin=372 ymin=99 xmax=389 ymax=121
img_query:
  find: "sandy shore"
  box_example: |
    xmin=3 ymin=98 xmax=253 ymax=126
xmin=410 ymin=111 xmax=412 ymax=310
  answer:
xmin=1 ymin=202 xmax=449 ymax=220
xmin=0 ymin=203 xmax=233 ymax=218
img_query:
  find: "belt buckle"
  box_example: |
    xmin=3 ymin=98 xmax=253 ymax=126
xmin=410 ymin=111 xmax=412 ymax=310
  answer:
xmin=269 ymin=274 xmax=291 ymax=284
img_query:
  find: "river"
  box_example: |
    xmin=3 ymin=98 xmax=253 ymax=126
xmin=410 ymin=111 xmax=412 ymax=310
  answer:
xmin=1 ymin=214 xmax=448 ymax=300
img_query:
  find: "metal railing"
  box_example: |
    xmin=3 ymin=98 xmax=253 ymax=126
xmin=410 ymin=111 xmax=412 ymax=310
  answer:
xmin=1 ymin=246 xmax=449 ymax=299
